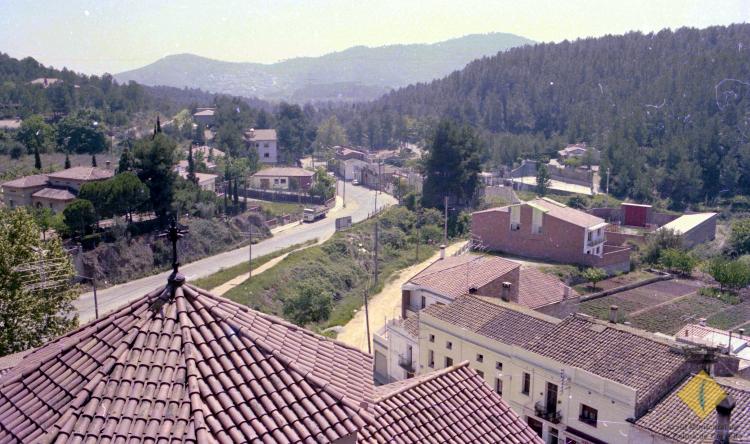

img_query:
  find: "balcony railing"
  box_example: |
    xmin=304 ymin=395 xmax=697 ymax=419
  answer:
xmin=534 ymin=401 xmax=562 ymax=424
xmin=398 ymin=355 xmax=415 ymax=374
xmin=586 ymin=237 xmax=605 ymax=247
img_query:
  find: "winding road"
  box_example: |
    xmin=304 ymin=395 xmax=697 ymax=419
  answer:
xmin=74 ymin=182 xmax=396 ymax=322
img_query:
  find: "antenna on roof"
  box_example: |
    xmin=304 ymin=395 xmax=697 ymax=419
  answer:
xmin=158 ymin=218 xmax=188 ymax=288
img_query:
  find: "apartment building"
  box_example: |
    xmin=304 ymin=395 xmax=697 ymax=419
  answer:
xmin=472 ymin=198 xmax=631 ymax=273
xmin=416 ymin=295 xmax=701 ymax=444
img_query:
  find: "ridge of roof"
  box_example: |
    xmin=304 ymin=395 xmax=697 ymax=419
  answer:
xmin=185 ymin=284 xmax=376 ymax=422
xmin=374 ymin=361 xmax=470 ymax=403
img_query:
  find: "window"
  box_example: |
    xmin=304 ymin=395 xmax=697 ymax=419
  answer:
xmin=264 ymin=152 xmax=269 ymax=158
xmin=476 ymin=354 xmax=484 ymax=363
xmin=446 ymin=341 xmax=452 ymax=350
xmin=521 ymin=372 xmax=531 ymax=395
xmin=445 ymin=357 xmax=453 ymax=368
xmin=587 ymin=231 xmax=592 ymax=241
xmin=428 ymin=334 xmax=435 ymax=343
xmin=495 ymin=361 xmax=503 ymax=371
xmin=579 ymin=404 xmax=598 ymax=427
xmin=264 ymin=142 xmax=269 ymax=148
xmin=428 ymin=350 xmax=434 ymax=368
xmin=421 ymin=296 xmax=426 ymax=309
xmin=495 ymin=378 xmax=503 ymax=395
xmin=280 ymin=178 xmax=286 ymax=184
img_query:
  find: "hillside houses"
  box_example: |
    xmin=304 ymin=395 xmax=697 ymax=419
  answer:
xmin=245 ymin=128 xmax=278 ymax=164
xmin=1 ymin=166 xmax=114 ymax=213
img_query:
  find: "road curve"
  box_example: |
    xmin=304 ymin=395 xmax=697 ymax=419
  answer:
xmin=74 ymin=182 xmax=396 ymax=322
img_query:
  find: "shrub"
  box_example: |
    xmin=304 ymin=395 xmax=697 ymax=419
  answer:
xmin=659 ymin=249 xmax=698 ymax=276
xmin=729 ymin=219 xmax=750 ymax=256
xmin=705 ymin=257 xmax=750 ymax=292
xmin=581 ymin=267 xmax=607 ymax=291
xmin=283 ymin=283 xmax=334 ymax=326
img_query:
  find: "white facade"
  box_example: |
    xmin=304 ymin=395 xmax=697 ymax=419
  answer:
xmin=338 ymin=158 xmax=368 ymax=181
xmin=584 ymin=222 xmax=607 ymax=256
xmin=419 ymin=311 xmax=641 ymax=444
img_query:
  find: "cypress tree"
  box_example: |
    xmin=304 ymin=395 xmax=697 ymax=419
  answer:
xmin=34 ymin=146 xmax=42 ymax=170
xmin=187 ymin=145 xmax=197 ymax=184
xmin=91 ymin=154 xmax=97 ymax=167
xmin=64 ymin=153 xmax=71 ymax=169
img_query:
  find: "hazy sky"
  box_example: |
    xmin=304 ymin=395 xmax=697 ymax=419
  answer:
xmin=1 ymin=0 xmax=748 ymax=74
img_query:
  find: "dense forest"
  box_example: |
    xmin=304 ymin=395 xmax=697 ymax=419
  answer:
xmin=335 ymin=24 xmax=750 ymax=208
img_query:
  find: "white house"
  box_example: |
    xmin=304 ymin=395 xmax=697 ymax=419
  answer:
xmin=245 ymin=128 xmax=278 ymax=164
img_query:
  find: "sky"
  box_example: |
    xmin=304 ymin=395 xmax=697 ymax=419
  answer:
xmin=1 ymin=0 xmax=748 ymax=75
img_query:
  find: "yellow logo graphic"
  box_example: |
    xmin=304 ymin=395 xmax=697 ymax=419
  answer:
xmin=677 ymin=371 xmax=727 ymax=419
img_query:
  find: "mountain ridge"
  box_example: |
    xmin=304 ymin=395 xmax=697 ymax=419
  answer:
xmin=114 ymin=32 xmax=534 ymax=102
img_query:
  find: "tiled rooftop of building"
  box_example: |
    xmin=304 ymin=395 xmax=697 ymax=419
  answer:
xmin=527 ymin=316 xmax=691 ymax=407
xmin=635 ymin=375 xmax=750 ymax=444
xmin=1 ymin=174 xmax=49 ymax=188
xmin=409 ymin=254 xmax=519 ymax=299
xmin=47 ymin=166 xmax=114 ymax=181
xmin=0 ymin=282 xmax=374 ymax=443
xmin=423 ymin=295 xmax=558 ymax=347
xmin=364 ymin=362 xmax=543 ymax=444
xmin=409 ymin=254 xmax=571 ymax=308
xmin=0 ymin=278 xmax=540 ymax=443
xmin=31 ymin=187 xmax=76 ymax=201
xmin=245 ymin=129 xmax=277 ymax=141
xmin=252 ymin=167 xmax=315 ymax=178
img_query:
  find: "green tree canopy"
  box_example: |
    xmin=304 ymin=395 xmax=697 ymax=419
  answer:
xmin=133 ymin=133 xmax=178 ymax=223
xmin=0 ymin=208 xmax=78 ymax=356
xmin=63 ymin=199 xmax=97 ymax=236
xmin=283 ymin=283 xmax=334 ymax=326
xmin=421 ymin=120 xmax=481 ymax=209
xmin=16 ymin=114 xmax=53 ymax=154
xmin=536 ymin=163 xmax=551 ymax=197
xmin=56 ymin=110 xmax=108 ymax=154
xmin=729 ymin=219 xmax=750 ymax=257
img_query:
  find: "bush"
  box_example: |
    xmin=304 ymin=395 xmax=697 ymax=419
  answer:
xmin=642 ymin=228 xmax=683 ymax=264
xmin=658 ymin=249 xmax=698 ymax=276
xmin=581 ymin=267 xmax=606 ymax=291
xmin=283 ymin=283 xmax=334 ymax=326
xmin=567 ymin=195 xmax=589 ymax=210
xmin=728 ymin=219 xmax=750 ymax=257
xmin=705 ymin=257 xmax=750 ymax=292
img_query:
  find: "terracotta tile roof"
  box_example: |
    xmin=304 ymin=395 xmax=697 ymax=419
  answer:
xmin=390 ymin=314 xmax=420 ymax=339
xmin=47 ymin=166 xmax=114 ymax=181
xmin=527 ymin=316 xmax=690 ymax=407
xmin=635 ymin=376 xmax=750 ymax=443
xmin=0 ymin=350 xmax=33 ymax=381
xmin=364 ymin=362 xmax=543 ymax=444
xmin=252 ymin=167 xmax=314 ymax=178
xmin=527 ymin=198 xmax=605 ymax=228
xmin=245 ymin=129 xmax=277 ymax=141
xmin=1 ymin=174 xmax=49 ymax=189
xmin=191 ymin=145 xmax=225 ymax=158
xmin=423 ymin=295 xmax=557 ymax=347
xmin=518 ymin=266 xmax=575 ymax=309
xmin=0 ymin=282 xmax=374 ymax=443
xmin=31 ymin=187 xmax=76 ymax=201
xmin=409 ymin=254 xmax=519 ymax=299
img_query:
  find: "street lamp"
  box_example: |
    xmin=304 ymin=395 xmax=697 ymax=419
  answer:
xmin=75 ymin=274 xmax=99 ymax=319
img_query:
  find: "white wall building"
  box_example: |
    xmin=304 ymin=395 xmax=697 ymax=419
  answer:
xmin=245 ymin=129 xmax=278 ymax=164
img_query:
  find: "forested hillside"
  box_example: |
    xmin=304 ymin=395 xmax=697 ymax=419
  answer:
xmin=345 ymin=25 xmax=750 ymax=208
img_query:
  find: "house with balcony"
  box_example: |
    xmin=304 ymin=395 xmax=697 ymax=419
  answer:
xmin=472 ymin=198 xmax=630 ymax=273
xmin=373 ymin=250 xmax=576 ymax=384
xmin=416 ymin=295 xmax=704 ymax=444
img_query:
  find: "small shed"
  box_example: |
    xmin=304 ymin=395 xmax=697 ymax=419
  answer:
xmin=659 ymin=213 xmax=717 ymax=248
xmin=621 ymin=203 xmax=652 ymax=227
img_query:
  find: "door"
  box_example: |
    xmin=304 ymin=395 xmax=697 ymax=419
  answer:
xmin=260 ymin=178 xmax=270 ymax=189
xmin=546 ymin=382 xmax=558 ymax=413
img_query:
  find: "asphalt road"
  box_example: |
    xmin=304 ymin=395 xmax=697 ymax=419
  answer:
xmin=74 ymin=182 xmax=396 ymax=322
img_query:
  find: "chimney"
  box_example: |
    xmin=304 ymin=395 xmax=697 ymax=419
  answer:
xmin=739 ymin=328 xmax=745 ymax=338
xmin=501 ymin=282 xmax=512 ymax=301
xmin=714 ymin=395 xmax=735 ymax=444
xmin=609 ymin=305 xmax=619 ymax=324
xmin=105 ymin=160 xmax=111 ymax=170
xmin=699 ymin=318 xmax=707 ymax=327
xmin=439 ymin=244 xmax=446 ymax=260
xmin=249 ymin=128 xmax=255 ymax=138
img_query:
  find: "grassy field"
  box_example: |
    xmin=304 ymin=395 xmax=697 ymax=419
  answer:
xmin=192 ymin=239 xmax=317 ymax=290
xmin=222 ymin=206 xmax=441 ymax=329
xmin=250 ymin=200 xmax=305 ymax=218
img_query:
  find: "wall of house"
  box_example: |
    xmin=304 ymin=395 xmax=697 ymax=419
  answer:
xmin=2 ymin=186 xmax=41 ymax=208
xmin=31 ymin=197 xmax=71 ymax=213
xmin=472 ymin=205 xmax=589 ymax=265
xmin=252 ymin=139 xmax=277 ymax=164
xmin=418 ymin=314 xmax=640 ymax=444
xmin=681 ymin=215 xmax=718 ymax=248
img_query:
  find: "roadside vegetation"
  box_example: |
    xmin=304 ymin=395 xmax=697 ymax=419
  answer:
xmin=222 ymin=206 xmax=445 ymax=329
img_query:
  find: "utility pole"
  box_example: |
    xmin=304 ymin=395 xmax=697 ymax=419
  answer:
xmin=415 ymin=203 xmax=421 ymax=262
xmin=443 ymin=195 xmax=449 ymax=244
xmin=248 ymin=228 xmax=253 ymax=280
xmin=374 ymin=211 xmax=379 ymax=287
xmin=363 ymin=286 xmax=371 ymax=354
xmin=605 ymin=167 xmax=611 ymax=207
xmin=342 ymin=179 xmax=346 ymax=208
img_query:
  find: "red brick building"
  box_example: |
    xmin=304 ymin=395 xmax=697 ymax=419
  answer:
xmin=472 ymin=198 xmax=630 ymax=273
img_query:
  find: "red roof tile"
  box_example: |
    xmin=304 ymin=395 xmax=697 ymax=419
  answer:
xmin=364 ymin=362 xmax=543 ymax=443
xmin=409 ymin=255 xmax=519 ymax=299
xmin=47 ymin=166 xmax=114 ymax=181
xmin=31 ymin=187 xmax=76 ymax=201
xmin=0 ymin=283 xmax=373 ymax=443
xmin=1 ymin=174 xmax=49 ymax=189
xmin=518 ymin=266 xmax=575 ymax=309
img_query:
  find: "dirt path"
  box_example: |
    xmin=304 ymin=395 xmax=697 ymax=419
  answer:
xmin=336 ymin=241 xmax=468 ymax=352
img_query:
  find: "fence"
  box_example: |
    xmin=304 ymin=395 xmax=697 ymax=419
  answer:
xmin=240 ymin=188 xmax=327 ymax=205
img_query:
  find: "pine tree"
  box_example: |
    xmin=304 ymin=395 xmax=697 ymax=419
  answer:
xmin=64 ymin=153 xmax=71 ymax=169
xmin=187 ymin=145 xmax=197 ymax=184
xmin=536 ymin=163 xmax=551 ymax=197
xmin=91 ymin=154 xmax=97 ymax=167
xmin=117 ymin=147 xmax=134 ymax=173
xmin=34 ymin=146 xmax=41 ymax=170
